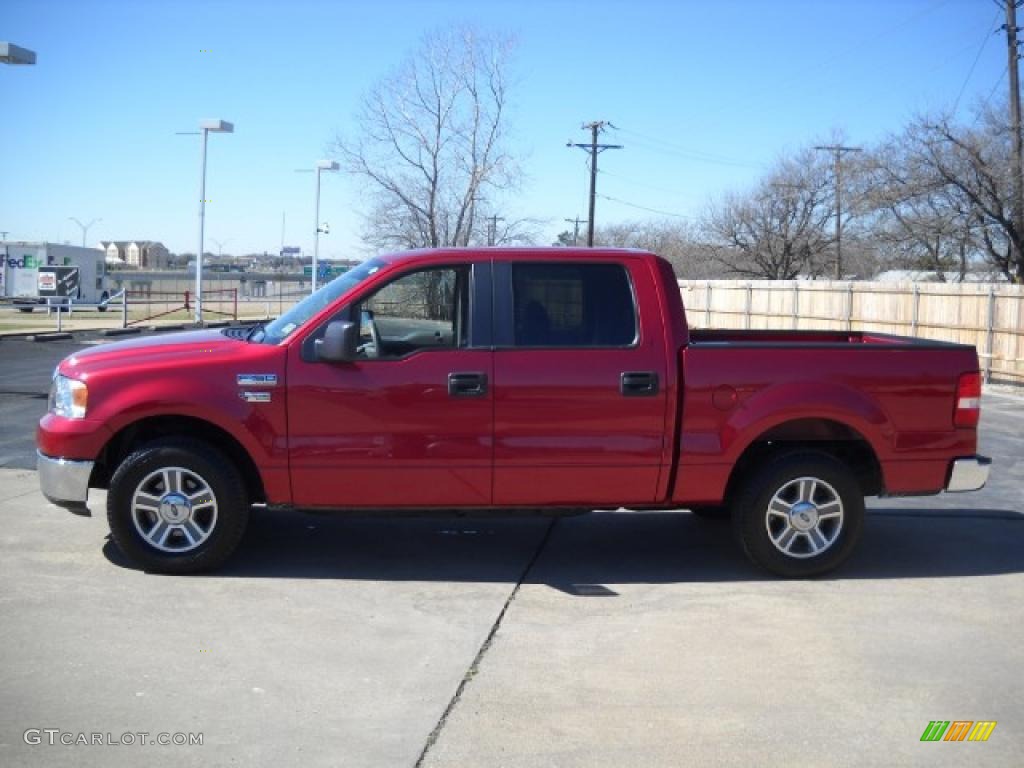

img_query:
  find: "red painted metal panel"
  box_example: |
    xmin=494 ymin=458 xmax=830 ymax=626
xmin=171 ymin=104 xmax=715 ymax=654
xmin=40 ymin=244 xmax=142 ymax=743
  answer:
xmin=492 ymin=257 xmax=672 ymax=506
xmin=287 ymin=348 xmax=494 ymax=507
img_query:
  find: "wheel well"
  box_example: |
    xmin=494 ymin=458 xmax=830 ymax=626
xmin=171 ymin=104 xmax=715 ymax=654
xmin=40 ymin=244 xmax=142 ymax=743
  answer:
xmin=90 ymin=416 xmax=266 ymax=503
xmin=724 ymin=418 xmax=882 ymax=504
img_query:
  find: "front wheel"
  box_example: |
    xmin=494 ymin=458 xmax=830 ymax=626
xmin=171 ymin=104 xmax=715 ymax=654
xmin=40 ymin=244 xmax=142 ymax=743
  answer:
xmin=97 ymin=291 xmax=110 ymax=312
xmin=731 ymin=451 xmax=864 ymax=578
xmin=107 ymin=438 xmax=249 ymax=574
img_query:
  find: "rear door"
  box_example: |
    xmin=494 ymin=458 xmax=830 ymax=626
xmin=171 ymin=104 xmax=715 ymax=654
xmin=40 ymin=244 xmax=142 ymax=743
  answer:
xmin=491 ymin=257 xmax=668 ymax=506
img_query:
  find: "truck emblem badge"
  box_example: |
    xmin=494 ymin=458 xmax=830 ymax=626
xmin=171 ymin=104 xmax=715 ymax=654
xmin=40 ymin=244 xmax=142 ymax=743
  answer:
xmin=237 ymin=374 xmax=277 ymax=387
xmin=240 ymin=391 xmax=272 ymax=403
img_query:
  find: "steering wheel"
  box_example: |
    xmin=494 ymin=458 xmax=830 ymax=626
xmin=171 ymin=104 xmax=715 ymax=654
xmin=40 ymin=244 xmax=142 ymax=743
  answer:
xmin=357 ymin=308 xmax=382 ymax=358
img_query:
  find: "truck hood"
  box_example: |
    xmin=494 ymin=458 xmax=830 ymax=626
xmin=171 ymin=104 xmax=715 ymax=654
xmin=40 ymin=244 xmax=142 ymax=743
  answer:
xmin=60 ymin=329 xmax=249 ymax=378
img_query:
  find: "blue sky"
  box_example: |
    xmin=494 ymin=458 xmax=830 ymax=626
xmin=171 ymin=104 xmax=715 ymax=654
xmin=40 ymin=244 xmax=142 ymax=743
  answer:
xmin=0 ymin=0 xmax=1009 ymax=258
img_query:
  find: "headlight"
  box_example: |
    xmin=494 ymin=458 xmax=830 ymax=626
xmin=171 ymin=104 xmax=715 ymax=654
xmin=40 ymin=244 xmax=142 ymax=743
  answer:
xmin=49 ymin=374 xmax=88 ymax=419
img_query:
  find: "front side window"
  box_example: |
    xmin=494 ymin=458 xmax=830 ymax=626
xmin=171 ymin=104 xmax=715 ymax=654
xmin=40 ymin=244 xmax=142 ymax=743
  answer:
xmin=259 ymin=258 xmax=385 ymax=344
xmin=357 ymin=266 xmax=469 ymax=359
xmin=511 ymin=263 xmax=637 ymax=347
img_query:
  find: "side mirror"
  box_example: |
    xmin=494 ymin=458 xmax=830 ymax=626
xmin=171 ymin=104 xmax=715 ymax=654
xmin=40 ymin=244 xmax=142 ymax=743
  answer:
xmin=315 ymin=320 xmax=357 ymax=362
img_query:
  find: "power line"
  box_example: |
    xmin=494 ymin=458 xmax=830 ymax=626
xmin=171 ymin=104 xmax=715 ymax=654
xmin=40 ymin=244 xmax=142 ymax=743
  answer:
xmin=567 ymin=121 xmax=623 ymax=246
xmin=979 ymin=64 xmax=1009 ymax=117
xmin=612 ymin=127 xmax=765 ymax=169
xmin=597 ymin=194 xmax=693 ymax=220
xmin=598 ymin=168 xmax=693 ymax=198
xmin=687 ymin=0 xmax=952 ymax=129
xmin=953 ymin=10 xmax=1002 ymax=113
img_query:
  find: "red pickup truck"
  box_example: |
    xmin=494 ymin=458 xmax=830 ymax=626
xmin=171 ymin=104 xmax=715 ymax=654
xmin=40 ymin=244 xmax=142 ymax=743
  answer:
xmin=37 ymin=248 xmax=990 ymax=577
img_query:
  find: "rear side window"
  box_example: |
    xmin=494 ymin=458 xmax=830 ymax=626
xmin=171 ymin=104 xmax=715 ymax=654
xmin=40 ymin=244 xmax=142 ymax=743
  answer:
xmin=511 ymin=263 xmax=637 ymax=347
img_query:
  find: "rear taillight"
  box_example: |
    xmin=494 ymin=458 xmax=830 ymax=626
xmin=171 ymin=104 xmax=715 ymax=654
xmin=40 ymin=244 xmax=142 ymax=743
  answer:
xmin=954 ymin=371 xmax=981 ymax=428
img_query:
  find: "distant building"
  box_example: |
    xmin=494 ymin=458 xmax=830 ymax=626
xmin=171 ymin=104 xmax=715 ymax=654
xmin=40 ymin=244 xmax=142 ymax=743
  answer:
xmin=873 ymin=269 xmax=1003 ymax=284
xmin=98 ymin=240 xmax=170 ymax=269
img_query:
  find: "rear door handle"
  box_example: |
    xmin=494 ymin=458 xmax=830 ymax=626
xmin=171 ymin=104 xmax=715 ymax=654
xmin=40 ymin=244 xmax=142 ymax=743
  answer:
xmin=448 ymin=372 xmax=488 ymax=397
xmin=620 ymin=371 xmax=659 ymax=397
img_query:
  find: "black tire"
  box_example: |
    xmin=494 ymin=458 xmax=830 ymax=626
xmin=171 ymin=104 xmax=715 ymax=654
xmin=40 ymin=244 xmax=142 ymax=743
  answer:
xmin=731 ymin=451 xmax=864 ymax=578
xmin=18 ymin=307 xmax=33 ymax=313
xmin=107 ymin=438 xmax=249 ymax=574
xmin=690 ymin=505 xmax=729 ymax=521
xmin=98 ymin=291 xmax=109 ymax=312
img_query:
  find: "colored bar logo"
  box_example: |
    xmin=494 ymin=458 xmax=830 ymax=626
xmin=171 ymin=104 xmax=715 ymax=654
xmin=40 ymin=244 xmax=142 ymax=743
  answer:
xmin=921 ymin=721 xmax=997 ymax=742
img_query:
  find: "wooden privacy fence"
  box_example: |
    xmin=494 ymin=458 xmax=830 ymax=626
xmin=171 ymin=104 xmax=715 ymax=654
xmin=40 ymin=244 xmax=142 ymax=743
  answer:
xmin=677 ymin=279 xmax=1024 ymax=385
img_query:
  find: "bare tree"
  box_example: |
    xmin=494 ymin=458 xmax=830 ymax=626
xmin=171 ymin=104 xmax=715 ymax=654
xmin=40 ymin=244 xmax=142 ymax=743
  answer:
xmin=862 ymin=136 xmax=974 ymax=281
xmin=703 ymin=147 xmax=837 ymax=279
xmin=889 ymin=108 xmax=1023 ymax=283
xmin=333 ymin=28 xmax=525 ymax=250
xmin=593 ymin=219 xmax=718 ymax=278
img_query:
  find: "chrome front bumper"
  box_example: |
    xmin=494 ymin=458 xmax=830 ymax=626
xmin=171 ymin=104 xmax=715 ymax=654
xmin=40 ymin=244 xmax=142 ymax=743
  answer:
xmin=945 ymin=455 xmax=992 ymax=493
xmin=37 ymin=450 xmax=94 ymax=513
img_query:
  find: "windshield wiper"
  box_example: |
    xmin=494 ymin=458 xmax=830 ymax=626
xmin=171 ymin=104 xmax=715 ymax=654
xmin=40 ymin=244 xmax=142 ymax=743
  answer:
xmin=245 ymin=322 xmax=266 ymax=342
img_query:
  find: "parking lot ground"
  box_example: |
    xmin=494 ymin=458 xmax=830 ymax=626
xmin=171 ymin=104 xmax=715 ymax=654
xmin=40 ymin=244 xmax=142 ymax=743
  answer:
xmin=423 ymin=395 xmax=1024 ymax=768
xmin=0 ymin=337 xmax=92 ymax=469
xmin=0 ymin=362 xmax=1021 ymax=766
xmin=0 ymin=470 xmax=552 ymax=767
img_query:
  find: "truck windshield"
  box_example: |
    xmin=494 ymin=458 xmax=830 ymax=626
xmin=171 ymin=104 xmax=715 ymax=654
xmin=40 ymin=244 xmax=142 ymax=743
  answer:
xmin=256 ymin=258 xmax=386 ymax=344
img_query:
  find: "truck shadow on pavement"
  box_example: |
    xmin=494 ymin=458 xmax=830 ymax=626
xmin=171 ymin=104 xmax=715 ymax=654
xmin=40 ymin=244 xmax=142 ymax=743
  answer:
xmin=102 ymin=506 xmax=1024 ymax=584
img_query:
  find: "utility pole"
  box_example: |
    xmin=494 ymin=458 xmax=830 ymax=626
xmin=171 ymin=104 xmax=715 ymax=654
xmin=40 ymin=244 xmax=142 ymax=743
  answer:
xmin=1004 ymin=0 xmax=1024 ymax=278
xmin=486 ymin=215 xmax=504 ymax=246
xmin=564 ymin=216 xmax=588 ymax=246
xmin=814 ymin=144 xmax=862 ymax=279
xmin=568 ymin=121 xmax=622 ymax=246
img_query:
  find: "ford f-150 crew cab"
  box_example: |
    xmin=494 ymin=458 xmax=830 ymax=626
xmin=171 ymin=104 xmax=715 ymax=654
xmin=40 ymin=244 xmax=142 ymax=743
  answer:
xmin=37 ymin=248 xmax=991 ymax=577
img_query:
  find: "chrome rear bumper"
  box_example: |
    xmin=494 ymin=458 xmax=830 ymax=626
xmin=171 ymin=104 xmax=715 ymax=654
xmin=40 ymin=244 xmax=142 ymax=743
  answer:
xmin=37 ymin=450 xmax=93 ymax=513
xmin=945 ymin=456 xmax=992 ymax=493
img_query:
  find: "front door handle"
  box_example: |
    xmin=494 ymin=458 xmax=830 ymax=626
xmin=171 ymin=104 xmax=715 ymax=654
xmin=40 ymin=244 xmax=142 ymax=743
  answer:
xmin=620 ymin=371 xmax=659 ymax=397
xmin=448 ymin=372 xmax=488 ymax=397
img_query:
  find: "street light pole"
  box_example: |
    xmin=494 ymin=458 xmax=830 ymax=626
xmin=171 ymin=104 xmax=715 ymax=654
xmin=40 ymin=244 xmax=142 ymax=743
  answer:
xmin=196 ymin=127 xmax=209 ymax=322
xmin=192 ymin=119 xmax=233 ymax=324
xmin=68 ymin=217 xmax=101 ymax=247
xmin=312 ymin=160 xmax=338 ymax=292
xmin=210 ymin=237 xmax=229 ymax=258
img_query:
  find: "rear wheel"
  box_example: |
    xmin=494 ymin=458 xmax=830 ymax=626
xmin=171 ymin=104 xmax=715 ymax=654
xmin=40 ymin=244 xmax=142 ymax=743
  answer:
xmin=731 ymin=451 xmax=864 ymax=577
xmin=107 ymin=438 xmax=249 ymax=574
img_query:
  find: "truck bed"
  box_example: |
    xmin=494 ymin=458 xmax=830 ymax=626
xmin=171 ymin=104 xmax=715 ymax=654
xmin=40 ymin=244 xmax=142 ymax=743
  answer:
xmin=689 ymin=329 xmax=971 ymax=349
xmin=674 ymin=328 xmax=981 ymax=504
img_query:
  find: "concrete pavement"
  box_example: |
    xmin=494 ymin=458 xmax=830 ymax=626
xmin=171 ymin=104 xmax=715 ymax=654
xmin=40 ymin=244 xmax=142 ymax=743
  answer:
xmin=0 ymin=394 xmax=1021 ymax=766
xmin=0 ymin=337 xmax=91 ymax=470
xmin=0 ymin=471 xmax=551 ymax=767
xmin=421 ymin=394 xmax=1024 ymax=768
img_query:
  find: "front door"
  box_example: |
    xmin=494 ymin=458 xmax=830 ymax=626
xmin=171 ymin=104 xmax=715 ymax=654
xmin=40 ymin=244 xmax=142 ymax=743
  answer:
xmin=287 ymin=262 xmax=494 ymax=508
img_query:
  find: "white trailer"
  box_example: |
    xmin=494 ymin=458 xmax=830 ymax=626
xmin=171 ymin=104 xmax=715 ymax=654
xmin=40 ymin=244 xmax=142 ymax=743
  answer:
xmin=0 ymin=242 xmax=111 ymax=310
